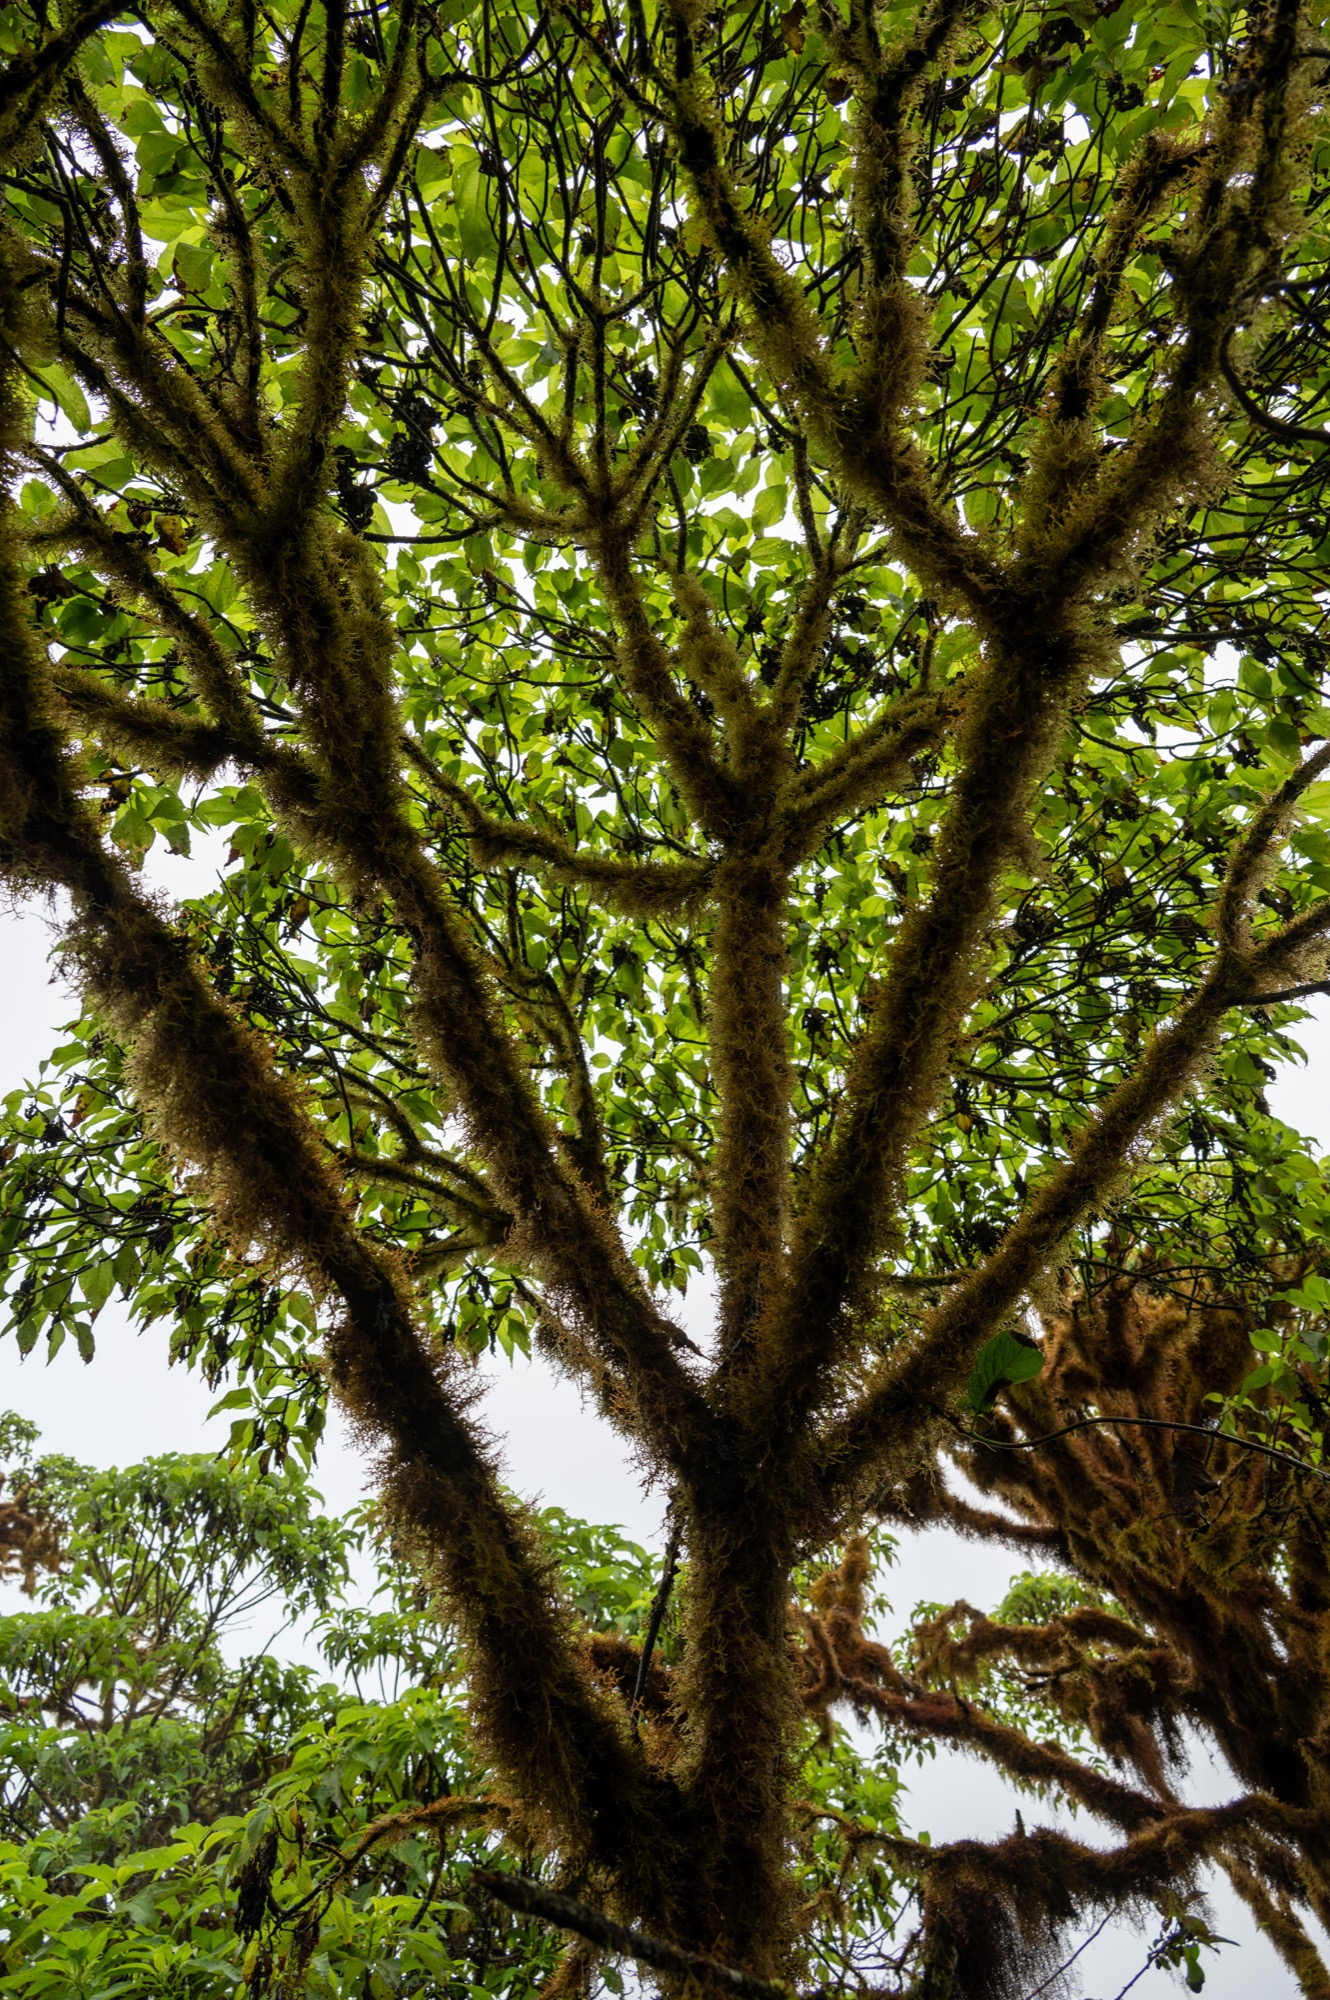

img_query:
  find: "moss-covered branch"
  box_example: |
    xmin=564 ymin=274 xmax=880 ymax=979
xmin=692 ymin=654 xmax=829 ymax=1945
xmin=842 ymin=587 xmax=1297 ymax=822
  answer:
xmin=1014 ymin=0 xmax=1305 ymax=604
xmin=777 ymin=685 xmax=958 ymax=864
xmin=0 ymin=0 xmax=122 ymax=149
xmin=658 ymin=0 xmax=1003 ymax=621
xmin=758 ymin=624 xmax=1096 ymax=1450
xmin=0 ymin=505 xmax=672 ymax=1916
xmin=403 ymin=732 xmax=713 ymax=916
xmin=811 ymin=953 xmax=1240 ymax=1513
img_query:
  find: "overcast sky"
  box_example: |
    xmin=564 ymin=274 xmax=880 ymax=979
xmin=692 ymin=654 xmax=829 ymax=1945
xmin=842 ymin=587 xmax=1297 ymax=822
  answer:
xmin=2 ymin=851 xmax=1325 ymax=1995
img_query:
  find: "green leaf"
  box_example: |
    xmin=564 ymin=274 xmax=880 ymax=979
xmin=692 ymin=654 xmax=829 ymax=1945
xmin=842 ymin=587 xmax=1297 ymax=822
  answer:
xmin=965 ymin=1330 xmax=1044 ymax=1412
xmin=81 ymin=1262 xmax=114 ymax=1313
xmin=451 ymin=151 xmax=493 ymax=262
xmin=172 ymin=239 xmax=213 ymax=294
xmin=31 ymin=364 xmax=90 ymax=433
xmin=416 ymin=145 xmax=450 ymax=192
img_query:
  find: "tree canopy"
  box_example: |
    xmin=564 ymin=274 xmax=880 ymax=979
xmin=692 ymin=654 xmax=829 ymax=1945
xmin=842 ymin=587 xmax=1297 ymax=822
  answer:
xmin=1 ymin=0 xmax=1330 ymax=1990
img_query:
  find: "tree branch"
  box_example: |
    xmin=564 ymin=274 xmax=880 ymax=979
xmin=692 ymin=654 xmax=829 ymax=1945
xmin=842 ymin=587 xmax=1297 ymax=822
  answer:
xmin=1014 ymin=0 xmax=1305 ymax=604
xmin=811 ymin=952 xmax=1244 ymax=1515
xmin=589 ymin=520 xmax=745 ymax=836
xmin=472 ymin=1869 xmax=798 ymax=2000
xmin=757 ymin=628 xmax=1092 ymax=1452
xmin=778 ymin=685 xmax=959 ymax=865
xmin=0 ymin=467 xmax=676 ymax=1901
xmin=0 ymin=0 xmax=123 ymax=141
xmin=657 ymin=0 xmax=1004 ymax=622
xmin=403 ymin=732 xmax=712 ymax=916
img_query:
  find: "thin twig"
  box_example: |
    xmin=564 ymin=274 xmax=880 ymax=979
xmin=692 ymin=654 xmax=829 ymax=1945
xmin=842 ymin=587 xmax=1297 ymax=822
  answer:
xmin=1219 ymin=326 xmax=1330 ymax=447
xmin=631 ymin=1509 xmax=682 ymax=1715
xmin=943 ymin=1409 xmax=1330 ymax=1483
xmin=1239 ymin=979 xmax=1330 ymax=1005
xmin=1019 ymin=1906 xmax=1116 ymax=2000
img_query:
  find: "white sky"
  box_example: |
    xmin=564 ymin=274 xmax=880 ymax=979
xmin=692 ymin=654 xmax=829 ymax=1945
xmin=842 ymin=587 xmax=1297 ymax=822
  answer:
xmin=2 ymin=844 xmax=1323 ymax=1994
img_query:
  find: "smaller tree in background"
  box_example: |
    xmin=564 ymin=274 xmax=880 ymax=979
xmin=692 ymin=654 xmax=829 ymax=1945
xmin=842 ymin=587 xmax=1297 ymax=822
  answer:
xmin=0 ymin=1414 xmax=606 ymax=1997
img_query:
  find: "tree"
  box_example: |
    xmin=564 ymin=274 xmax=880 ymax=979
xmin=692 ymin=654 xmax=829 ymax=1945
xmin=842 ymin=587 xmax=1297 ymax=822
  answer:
xmin=0 ymin=0 xmax=1328 ymax=1988
xmin=0 ymin=1419 xmax=561 ymax=1996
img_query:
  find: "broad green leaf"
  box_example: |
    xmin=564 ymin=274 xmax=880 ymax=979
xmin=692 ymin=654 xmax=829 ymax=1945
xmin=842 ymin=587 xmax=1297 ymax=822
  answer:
xmin=31 ymin=364 xmax=90 ymax=432
xmin=965 ymin=1329 xmax=1045 ymax=1413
